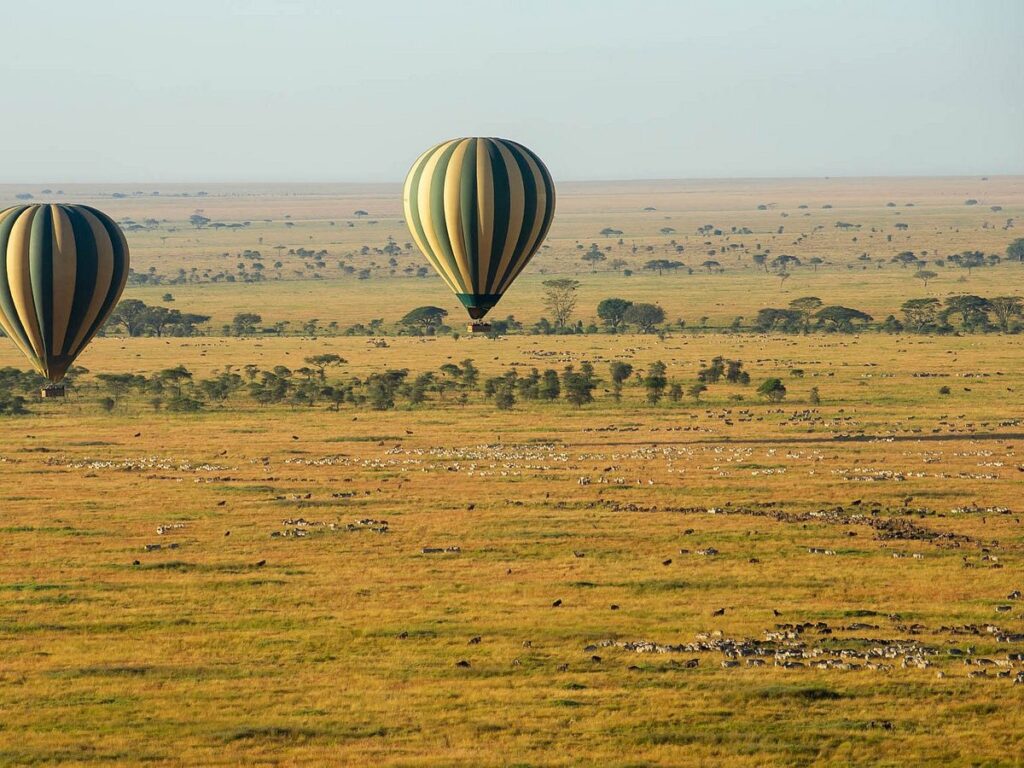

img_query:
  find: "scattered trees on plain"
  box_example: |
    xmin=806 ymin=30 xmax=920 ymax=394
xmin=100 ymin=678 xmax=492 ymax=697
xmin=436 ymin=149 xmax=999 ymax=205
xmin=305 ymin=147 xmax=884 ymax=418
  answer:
xmin=107 ymin=299 xmax=211 ymax=338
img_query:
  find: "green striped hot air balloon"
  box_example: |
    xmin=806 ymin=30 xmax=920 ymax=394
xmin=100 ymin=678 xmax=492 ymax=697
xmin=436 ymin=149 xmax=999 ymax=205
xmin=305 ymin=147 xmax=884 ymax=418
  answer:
xmin=403 ymin=137 xmax=556 ymax=321
xmin=0 ymin=204 xmax=130 ymax=385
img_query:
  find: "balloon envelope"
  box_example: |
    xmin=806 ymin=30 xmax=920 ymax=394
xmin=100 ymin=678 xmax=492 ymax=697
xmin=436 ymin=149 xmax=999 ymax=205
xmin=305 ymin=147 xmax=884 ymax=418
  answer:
xmin=403 ymin=137 xmax=555 ymax=319
xmin=0 ymin=204 xmax=129 ymax=383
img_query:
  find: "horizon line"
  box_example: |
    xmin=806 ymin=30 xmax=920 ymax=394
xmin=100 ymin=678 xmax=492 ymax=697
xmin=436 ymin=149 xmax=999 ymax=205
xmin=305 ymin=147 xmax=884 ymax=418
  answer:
xmin=1 ymin=172 xmax=1022 ymax=188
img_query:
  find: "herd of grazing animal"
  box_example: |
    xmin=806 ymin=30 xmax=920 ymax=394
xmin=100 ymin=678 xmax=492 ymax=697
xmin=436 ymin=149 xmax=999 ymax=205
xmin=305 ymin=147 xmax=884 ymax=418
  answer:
xmin=48 ymin=404 xmax=1017 ymax=690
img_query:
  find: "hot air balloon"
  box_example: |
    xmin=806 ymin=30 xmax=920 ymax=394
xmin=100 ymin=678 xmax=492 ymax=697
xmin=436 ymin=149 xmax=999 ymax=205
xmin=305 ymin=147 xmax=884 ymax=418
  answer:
xmin=403 ymin=137 xmax=555 ymax=330
xmin=0 ymin=204 xmax=129 ymax=395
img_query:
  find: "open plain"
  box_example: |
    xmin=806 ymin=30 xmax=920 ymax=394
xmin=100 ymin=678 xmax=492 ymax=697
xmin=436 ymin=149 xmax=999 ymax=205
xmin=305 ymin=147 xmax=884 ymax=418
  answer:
xmin=1 ymin=177 xmax=1023 ymax=766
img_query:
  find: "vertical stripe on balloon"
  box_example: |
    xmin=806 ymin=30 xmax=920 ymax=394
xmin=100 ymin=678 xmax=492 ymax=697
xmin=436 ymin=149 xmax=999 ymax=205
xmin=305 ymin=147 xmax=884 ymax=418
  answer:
xmin=8 ymin=206 xmax=45 ymax=360
xmin=50 ymin=205 xmax=77 ymax=356
xmin=0 ymin=207 xmax=36 ymax=365
xmin=474 ymin=140 xmax=494 ymax=293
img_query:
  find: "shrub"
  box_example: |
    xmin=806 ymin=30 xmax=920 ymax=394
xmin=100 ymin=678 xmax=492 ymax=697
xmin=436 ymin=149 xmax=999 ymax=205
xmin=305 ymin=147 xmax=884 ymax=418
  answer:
xmin=0 ymin=394 xmax=29 ymax=415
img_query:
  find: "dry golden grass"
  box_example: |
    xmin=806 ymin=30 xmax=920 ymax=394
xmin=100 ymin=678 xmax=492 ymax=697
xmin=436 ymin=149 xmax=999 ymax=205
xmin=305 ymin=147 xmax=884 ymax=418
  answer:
xmin=4 ymin=176 xmax=1021 ymax=325
xmin=0 ymin=178 xmax=1023 ymax=766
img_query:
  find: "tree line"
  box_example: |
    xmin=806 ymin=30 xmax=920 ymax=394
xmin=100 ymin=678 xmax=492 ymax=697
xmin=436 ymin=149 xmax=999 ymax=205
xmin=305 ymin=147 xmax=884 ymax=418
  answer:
xmin=754 ymin=294 xmax=1023 ymax=334
xmin=81 ymin=289 xmax=1024 ymax=343
xmin=0 ymin=356 xmax=803 ymax=416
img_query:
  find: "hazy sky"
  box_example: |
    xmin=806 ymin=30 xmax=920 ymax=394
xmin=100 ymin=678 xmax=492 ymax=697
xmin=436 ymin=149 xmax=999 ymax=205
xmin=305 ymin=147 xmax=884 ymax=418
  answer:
xmin=3 ymin=0 xmax=1022 ymax=183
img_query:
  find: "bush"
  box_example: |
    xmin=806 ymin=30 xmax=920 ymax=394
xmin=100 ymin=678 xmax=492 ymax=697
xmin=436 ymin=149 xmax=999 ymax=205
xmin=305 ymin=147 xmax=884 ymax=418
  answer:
xmin=0 ymin=394 xmax=29 ymax=415
xmin=562 ymin=367 xmax=595 ymax=407
xmin=539 ymin=370 xmax=561 ymax=400
xmin=644 ymin=362 xmax=667 ymax=404
xmin=609 ymin=361 xmax=633 ymax=401
xmin=494 ymin=388 xmax=515 ymax=410
xmin=166 ymin=396 xmax=203 ymax=412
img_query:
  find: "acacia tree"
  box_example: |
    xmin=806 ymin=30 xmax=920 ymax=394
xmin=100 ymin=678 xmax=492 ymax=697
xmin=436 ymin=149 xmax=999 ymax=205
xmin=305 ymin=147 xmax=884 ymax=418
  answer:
xmin=561 ymin=365 xmax=595 ymax=407
xmin=766 ymin=256 xmax=796 ymax=288
xmin=539 ymin=369 xmax=560 ymax=400
xmin=231 ymin=313 xmax=262 ymax=335
xmin=988 ymin=296 xmax=1023 ymax=332
xmin=581 ymin=244 xmax=606 ymax=271
xmin=143 ymin=306 xmax=179 ymax=337
xmin=892 ymin=251 xmax=919 ymax=268
xmin=755 ymin=307 xmax=801 ymax=332
xmin=1008 ymin=238 xmax=1024 ymax=262
xmin=401 ymin=306 xmax=448 ymax=329
xmin=597 ymin=298 xmax=633 ymax=331
xmin=623 ymin=303 xmax=665 ymax=333
xmin=542 ymin=279 xmax=581 ymax=329
xmin=608 ymin=361 xmax=633 ymax=401
xmin=942 ymin=295 xmax=991 ymax=331
xmin=643 ymin=259 xmax=685 ymax=276
xmin=901 ymin=298 xmax=942 ymax=332
xmin=788 ymin=297 xmax=822 ymax=333
xmin=643 ymin=361 xmax=668 ymax=404
xmin=950 ymin=251 xmax=985 ymax=275
xmin=914 ymin=270 xmax=937 ymax=288
xmin=304 ymin=354 xmax=346 ymax=380
xmin=815 ymin=306 xmax=873 ymax=332
xmin=109 ymin=299 xmax=149 ymax=337
xmin=757 ymin=377 xmax=787 ymax=402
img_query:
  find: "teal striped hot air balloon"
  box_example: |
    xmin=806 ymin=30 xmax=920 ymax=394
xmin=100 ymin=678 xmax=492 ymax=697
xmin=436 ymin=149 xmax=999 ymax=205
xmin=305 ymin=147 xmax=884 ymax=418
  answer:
xmin=403 ymin=137 xmax=556 ymax=320
xmin=0 ymin=204 xmax=130 ymax=384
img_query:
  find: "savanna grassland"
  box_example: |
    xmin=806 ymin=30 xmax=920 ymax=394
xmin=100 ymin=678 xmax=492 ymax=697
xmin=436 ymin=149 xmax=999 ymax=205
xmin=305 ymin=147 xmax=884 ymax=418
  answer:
xmin=0 ymin=177 xmax=1023 ymax=767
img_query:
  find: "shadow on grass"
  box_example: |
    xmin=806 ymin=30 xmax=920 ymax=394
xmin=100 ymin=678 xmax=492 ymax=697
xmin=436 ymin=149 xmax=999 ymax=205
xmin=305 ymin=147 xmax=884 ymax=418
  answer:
xmin=224 ymin=726 xmax=321 ymax=742
xmin=132 ymin=561 xmax=271 ymax=574
xmin=223 ymin=724 xmax=395 ymax=743
xmin=750 ymin=684 xmax=847 ymax=702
